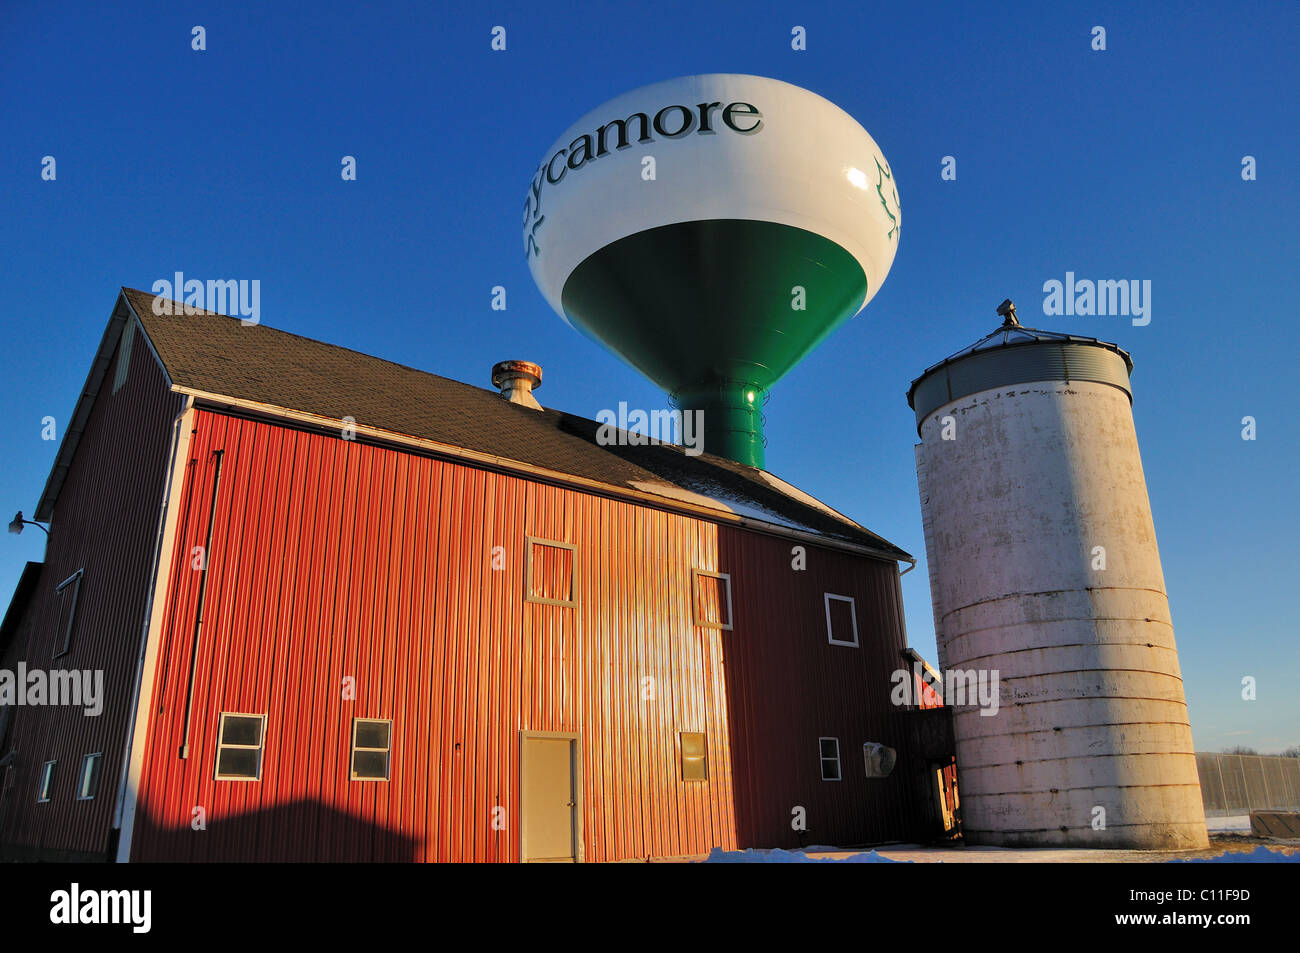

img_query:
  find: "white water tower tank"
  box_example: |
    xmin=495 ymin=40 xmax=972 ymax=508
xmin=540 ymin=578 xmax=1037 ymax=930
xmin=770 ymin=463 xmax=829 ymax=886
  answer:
xmin=523 ymin=73 xmax=902 ymax=467
xmin=907 ymin=301 xmax=1208 ymax=849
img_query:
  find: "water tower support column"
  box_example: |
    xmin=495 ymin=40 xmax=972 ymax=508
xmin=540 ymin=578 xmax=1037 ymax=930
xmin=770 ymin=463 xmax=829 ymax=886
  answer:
xmin=674 ymin=381 xmax=766 ymax=468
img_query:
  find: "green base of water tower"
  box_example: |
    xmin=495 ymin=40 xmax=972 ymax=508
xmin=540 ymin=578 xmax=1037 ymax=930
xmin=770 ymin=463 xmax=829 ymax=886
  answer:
xmin=560 ymin=219 xmax=869 ymax=470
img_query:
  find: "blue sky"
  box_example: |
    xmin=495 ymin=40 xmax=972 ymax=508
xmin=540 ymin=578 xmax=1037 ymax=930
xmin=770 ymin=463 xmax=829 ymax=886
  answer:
xmin=1 ymin=0 xmax=1296 ymax=751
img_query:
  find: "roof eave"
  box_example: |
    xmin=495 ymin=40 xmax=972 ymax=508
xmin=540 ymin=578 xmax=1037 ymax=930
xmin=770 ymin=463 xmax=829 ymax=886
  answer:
xmin=34 ymin=291 xmax=173 ymax=523
xmin=0 ymin=561 xmax=44 ymax=656
xmin=34 ymin=294 xmax=129 ymax=522
xmin=175 ymin=385 xmax=911 ymax=564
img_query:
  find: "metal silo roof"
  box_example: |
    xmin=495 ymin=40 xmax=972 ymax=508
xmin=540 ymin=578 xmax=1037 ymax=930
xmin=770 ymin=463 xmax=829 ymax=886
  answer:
xmin=906 ymin=301 xmax=1135 ymax=433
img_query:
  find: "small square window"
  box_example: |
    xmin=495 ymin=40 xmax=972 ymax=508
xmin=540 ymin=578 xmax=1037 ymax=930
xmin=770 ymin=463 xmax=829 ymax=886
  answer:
xmin=37 ymin=760 xmax=56 ymax=802
xmin=819 ymin=737 xmax=842 ymax=781
xmin=525 ymin=537 xmax=577 ymax=607
xmin=53 ymin=570 xmax=84 ymax=658
xmin=77 ymin=752 xmax=103 ymax=800
xmin=824 ymin=593 xmax=859 ymax=647
xmin=692 ymin=569 xmax=733 ymax=630
xmin=215 ymin=713 xmax=266 ymax=780
xmin=351 ymin=718 xmax=392 ymax=781
xmin=863 ymin=742 xmax=896 ymax=779
xmin=680 ymin=732 xmax=708 ymax=782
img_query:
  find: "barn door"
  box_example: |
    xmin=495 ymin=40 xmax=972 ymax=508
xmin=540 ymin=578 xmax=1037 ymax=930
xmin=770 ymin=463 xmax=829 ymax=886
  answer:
xmin=520 ymin=732 xmax=581 ymax=862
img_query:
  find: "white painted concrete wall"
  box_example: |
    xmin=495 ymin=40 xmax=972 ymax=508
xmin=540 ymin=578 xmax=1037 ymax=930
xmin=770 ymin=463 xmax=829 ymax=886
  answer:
xmin=915 ymin=379 xmax=1208 ymax=848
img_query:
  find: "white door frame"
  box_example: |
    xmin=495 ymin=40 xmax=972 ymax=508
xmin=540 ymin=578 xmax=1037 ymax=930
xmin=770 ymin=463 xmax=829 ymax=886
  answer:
xmin=519 ymin=730 xmax=583 ymax=863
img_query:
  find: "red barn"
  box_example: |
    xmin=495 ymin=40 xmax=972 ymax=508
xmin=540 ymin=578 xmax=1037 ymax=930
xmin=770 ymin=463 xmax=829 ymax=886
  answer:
xmin=0 ymin=289 xmax=955 ymax=862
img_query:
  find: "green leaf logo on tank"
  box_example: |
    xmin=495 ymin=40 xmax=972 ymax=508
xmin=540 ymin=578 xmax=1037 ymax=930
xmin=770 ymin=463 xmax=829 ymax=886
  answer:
xmin=875 ymin=157 xmax=900 ymax=242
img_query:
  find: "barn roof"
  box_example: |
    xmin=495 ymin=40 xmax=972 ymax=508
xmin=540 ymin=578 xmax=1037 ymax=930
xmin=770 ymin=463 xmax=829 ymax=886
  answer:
xmin=39 ymin=288 xmax=911 ymax=561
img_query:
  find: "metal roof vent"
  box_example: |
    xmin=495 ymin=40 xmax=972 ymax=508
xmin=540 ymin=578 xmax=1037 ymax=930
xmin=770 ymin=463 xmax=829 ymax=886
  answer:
xmin=491 ymin=360 xmax=543 ymax=410
xmin=996 ymin=298 xmax=1019 ymax=327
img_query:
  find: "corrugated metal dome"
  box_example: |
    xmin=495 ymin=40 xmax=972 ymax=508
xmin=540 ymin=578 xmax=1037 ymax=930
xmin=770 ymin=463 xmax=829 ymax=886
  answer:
xmin=906 ymin=300 xmax=1135 ymax=433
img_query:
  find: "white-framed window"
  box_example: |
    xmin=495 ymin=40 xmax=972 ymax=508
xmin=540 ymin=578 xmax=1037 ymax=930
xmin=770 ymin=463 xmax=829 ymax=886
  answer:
xmin=824 ymin=593 xmax=859 ymax=647
xmin=525 ymin=537 xmax=577 ymax=607
xmin=679 ymin=731 xmax=708 ymax=782
xmin=351 ymin=718 xmax=392 ymax=781
xmin=77 ymin=752 xmax=103 ymax=800
xmin=37 ymin=760 xmax=56 ymax=802
xmin=53 ymin=569 xmax=84 ymax=658
xmin=214 ymin=712 xmax=266 ymax=780
xmin=819 ymin=737 xmax=842 ymax=781
xmin=692 ymin=569 xmax=733 ymax=631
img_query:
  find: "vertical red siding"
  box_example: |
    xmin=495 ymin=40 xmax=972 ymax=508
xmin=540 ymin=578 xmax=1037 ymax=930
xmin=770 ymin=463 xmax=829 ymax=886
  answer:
xmin=131 ymin=409 xmax=934 ymax=861
xmin=0 ymin=319 xmax=183 ymax=859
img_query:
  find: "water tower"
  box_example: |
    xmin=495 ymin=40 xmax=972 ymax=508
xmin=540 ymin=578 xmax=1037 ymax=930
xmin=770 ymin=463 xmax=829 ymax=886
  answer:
xmin=908 ymin=301 xmax=1208 ymax=849
xmin=525 ymin=74 xmax=901 ymax=468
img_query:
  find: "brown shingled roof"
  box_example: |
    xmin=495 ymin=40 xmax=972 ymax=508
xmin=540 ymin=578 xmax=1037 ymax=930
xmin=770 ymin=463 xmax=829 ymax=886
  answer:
xmin=116 ymin=287 xmax=908 ymax=559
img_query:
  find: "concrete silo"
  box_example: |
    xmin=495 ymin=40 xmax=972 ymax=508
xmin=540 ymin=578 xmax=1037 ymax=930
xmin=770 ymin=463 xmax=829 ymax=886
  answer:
xmin=907 ymin=301 xmax=1207 ymax=849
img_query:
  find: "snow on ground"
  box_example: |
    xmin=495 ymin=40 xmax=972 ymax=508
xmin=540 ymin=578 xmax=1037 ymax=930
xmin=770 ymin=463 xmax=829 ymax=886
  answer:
xmin=1170 ymin=846 xmax=1300 ymax=863
xmin=1205 ymin=814 xmax=1251 ymax=833
xmin=704 ymin=847 xmax=906 ymax=863
xmin=699 ymin=842 xmax=1299 ymax=863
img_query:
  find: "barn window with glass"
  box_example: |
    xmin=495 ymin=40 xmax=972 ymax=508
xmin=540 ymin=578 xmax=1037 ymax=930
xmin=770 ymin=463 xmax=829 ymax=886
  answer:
xmin=824 ymin=593 xmax=859 ymax=647
xmin=680 ymin=731 xmax=708 ymax=781
xmin=351 ymin=718 xmax=392 ymax=781
xmin=214 ymin=712 xmax=266 ymax=780
xmin=525 ymin=537 xmax=577 ymax=607
xmin=692 ymin=569 xmax=733 ymax=630
xmin=77 ymin=752 xmax=102 ymax=800
xmin=819 ymin=737 xmax=842 ymax=781
xmin=53 ymin=569 xmax=84 ymax=658
xmin=37 ymin=760 xmax=56 ymax=802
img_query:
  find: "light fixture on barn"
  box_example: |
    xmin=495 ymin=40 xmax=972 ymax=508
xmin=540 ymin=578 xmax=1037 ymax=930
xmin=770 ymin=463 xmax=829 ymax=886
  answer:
xmin=7 ymin=510 xmax=49 ymax=536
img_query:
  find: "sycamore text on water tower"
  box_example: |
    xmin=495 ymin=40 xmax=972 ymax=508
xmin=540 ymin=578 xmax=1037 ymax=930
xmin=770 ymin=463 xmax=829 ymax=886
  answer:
xmin=524 ymin=100 xmax=763 ymax=258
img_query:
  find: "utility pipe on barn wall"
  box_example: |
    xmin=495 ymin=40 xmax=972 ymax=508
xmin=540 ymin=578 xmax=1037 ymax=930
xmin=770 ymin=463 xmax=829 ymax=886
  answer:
xmin=178 ymin=449 xmax=224 ymax=759
xmin=893 ymin=560 xmax=918 ymax=669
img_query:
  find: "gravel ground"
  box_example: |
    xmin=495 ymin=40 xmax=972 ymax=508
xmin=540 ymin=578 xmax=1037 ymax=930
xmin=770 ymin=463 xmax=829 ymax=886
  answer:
xmin=808 ymin=835 xmax=1300 ymax=863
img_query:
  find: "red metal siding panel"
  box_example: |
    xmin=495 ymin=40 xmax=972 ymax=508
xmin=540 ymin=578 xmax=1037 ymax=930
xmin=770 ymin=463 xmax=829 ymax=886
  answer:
xmin=131 ymin=409 xmax=928 ymax=861
xmin=720 ymin=527 xmax=923 ymax=848
xmin=0 ymin=323 xmax=183 ymax=858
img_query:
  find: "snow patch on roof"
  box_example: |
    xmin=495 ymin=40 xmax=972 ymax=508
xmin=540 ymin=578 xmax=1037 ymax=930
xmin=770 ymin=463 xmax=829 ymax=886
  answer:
xmin=754 ymin=469 xmax=862 ymax=526
xmin=629 ymin=479 xmax=820 ymax=534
